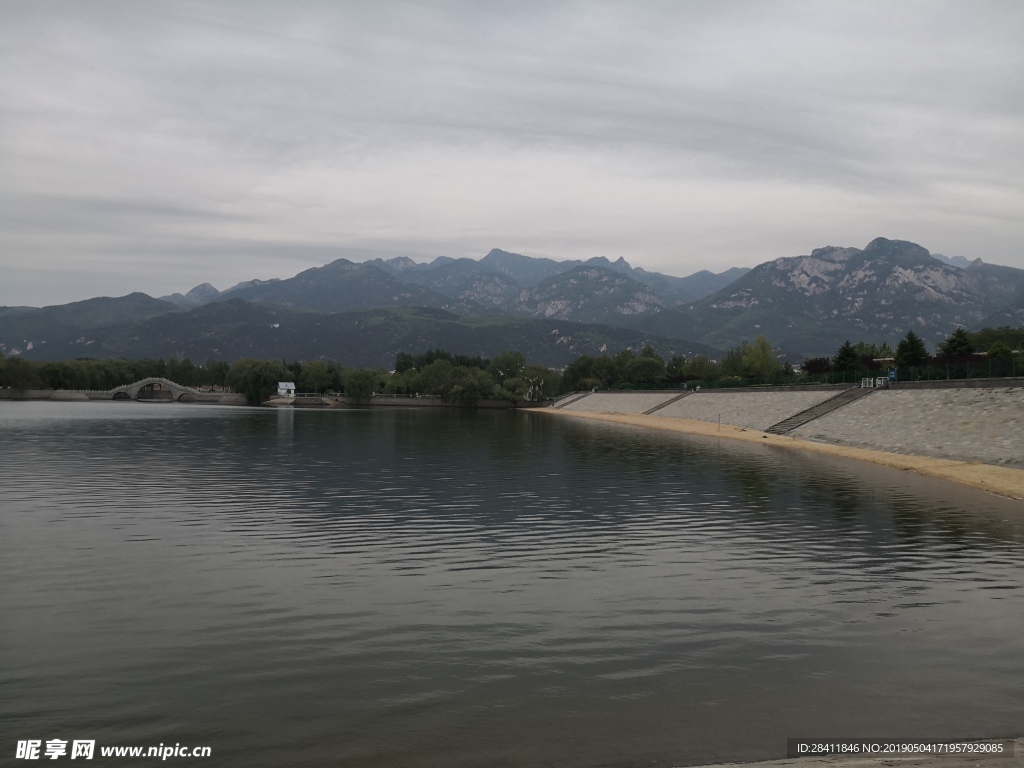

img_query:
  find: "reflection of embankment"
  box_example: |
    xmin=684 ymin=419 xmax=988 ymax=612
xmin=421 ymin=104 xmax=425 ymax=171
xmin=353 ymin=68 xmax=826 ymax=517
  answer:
xmin=551 ymin=412 xmax=1024 ymax=547
xmin=544 ymin=385 xmax=1024 ymax=500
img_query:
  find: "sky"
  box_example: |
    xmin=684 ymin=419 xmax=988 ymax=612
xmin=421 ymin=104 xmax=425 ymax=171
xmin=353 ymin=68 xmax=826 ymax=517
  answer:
xmin=2 ymin=1 xmax=1023 ymax=306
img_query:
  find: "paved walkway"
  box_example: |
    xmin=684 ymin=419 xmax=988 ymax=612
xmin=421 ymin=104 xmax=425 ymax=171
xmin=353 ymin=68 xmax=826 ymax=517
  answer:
xmin=792 ymin=388 xmax=1024 ymax=466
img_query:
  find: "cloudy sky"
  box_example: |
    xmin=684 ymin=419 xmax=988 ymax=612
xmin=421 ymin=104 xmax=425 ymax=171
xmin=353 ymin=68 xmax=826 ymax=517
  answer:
xmin=2 ymin=1 xmax=1022 ymax=306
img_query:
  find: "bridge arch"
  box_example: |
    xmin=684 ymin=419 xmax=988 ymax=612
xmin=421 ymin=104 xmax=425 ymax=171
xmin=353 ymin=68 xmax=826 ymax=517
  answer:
xmin=109 ymin=377 xmax=200 ymax=401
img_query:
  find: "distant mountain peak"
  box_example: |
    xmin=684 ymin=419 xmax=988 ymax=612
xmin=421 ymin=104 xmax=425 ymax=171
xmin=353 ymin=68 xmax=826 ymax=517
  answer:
xmin=159 ymin=283 xmax=221 ymax=306
xmin=862 ymin=237 xmax=932 ymax=260
xmin=223 ymin=277 xmax=281 ymax=294
xmin=932 ymin=253 xmax=973 ymax=269
xmin=683 ymin=237 xmax=1024 ymax=357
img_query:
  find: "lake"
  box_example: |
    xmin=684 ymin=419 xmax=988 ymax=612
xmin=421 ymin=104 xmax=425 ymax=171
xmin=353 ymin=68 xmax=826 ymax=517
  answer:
xmin=2 ymin=401 xmax=1023 ymax=767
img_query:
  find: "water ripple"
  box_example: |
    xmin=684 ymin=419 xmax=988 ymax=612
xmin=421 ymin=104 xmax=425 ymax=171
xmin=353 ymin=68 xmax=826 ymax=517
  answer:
xmin=2 ymin=402 xmax=1023 ymax=768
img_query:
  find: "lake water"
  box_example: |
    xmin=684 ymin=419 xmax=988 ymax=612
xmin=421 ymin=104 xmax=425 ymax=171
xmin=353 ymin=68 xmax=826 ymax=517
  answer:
xmin=2 ymin=401 xmax=1023 ymax=767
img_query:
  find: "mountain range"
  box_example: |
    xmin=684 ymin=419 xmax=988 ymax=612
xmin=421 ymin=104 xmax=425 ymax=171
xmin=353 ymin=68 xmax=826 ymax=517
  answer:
xmin=158 ymin=249 xmax=747 ymax=311
xmin=2 ymin=239 xmax=1022 ymax=366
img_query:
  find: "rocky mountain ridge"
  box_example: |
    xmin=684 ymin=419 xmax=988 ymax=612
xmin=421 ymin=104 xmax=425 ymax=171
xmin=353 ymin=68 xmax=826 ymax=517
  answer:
xmin=5 ymin=238 xmax=1023 ymax=364
xmin=159 ymin=248 xmax=748 ymax=311
xmin=655 ymin=238 xmax=1024 ymax=356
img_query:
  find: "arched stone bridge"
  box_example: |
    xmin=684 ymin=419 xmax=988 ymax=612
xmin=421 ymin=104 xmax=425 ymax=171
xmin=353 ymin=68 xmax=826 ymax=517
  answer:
xmin=107 ymin=378 xmax=241 ymax=403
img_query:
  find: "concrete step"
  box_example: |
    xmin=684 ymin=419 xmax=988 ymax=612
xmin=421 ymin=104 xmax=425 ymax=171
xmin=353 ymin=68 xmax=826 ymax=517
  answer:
xmin=642 ymin=391 xmax=691 ymax=415
xmin=766 ymin=387 xmax=877 ymax=434
xmin=553 ymin=391 xmax=592 ymax=409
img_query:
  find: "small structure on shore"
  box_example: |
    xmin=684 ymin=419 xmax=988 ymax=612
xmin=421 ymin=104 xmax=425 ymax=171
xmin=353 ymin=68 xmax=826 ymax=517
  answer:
xmin=277 ymin=381 xmax=296 ymax=397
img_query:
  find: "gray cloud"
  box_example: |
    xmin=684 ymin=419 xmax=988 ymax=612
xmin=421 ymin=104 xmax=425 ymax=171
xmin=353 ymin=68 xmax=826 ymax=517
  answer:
xmin=2 ymin=0 xmax=1022 ymax=305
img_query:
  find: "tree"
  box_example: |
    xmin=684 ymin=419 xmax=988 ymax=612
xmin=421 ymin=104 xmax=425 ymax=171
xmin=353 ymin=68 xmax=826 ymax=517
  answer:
xmin=446 ymin=367 xmax=497 ymax=405
xmin=666 ymin=355 xmax=686 ymax=378
xmin=561 ymin=355 xmax=596 ymax=392
xmin=342 ymin=369 xmax=378 ymax=401
xmin=802 ymin=357 xmax=832 ymax=375
xmin=298 ymin=360 xmax=333 ymax=393
xmin=625 ymin=356 xmax=665 ymax=385
xmin=987 ymin=340 xmax=1013 ymax=358
xmin=592 ymin=355 xmax=621 ymax=387
xmin=383 ymin=369 xmax=418 ymax=395
xmin=851 ymin=341 xmax=882 ymax=371
xmin=832 ymin=340 xmax=860 ymax=373
xmin=494 ymin=376 xmax=529 ymax=407
xmin=225 ymin=359 xmax=291 ymax=405
xmin=970 ymin=326 xmax=1024 ymax=352
xmin=682 ymin=355 xmax=720 ymax=381
xmin=203 ymin=358 xmax=230 ymax=388
xmin=721 ymin=343 xmax=748 ymax=377
xmin=415 ymin=359 xmax=454 ymax=396
xmin=939 ymin=326 xmax=975 ymax=357
xmin=3 ymin=357 xmax=42 ymax=390
xmin=521 ymin=365 xmax=559 ymax=401
xmin=394 ymin=352 xmax=416 ymax=374
xmin=742 ymin=335 xmax=781 ymax=377
xmin=488 ymin=350 xmax=525 ymax=385
xmin=895 ymin=330 xmax=929 ymax=367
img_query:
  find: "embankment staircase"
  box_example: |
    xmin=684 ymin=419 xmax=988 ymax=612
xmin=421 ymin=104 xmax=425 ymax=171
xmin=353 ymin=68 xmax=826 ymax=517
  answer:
xmin=766 ymin=387 xmax=876 ymax=435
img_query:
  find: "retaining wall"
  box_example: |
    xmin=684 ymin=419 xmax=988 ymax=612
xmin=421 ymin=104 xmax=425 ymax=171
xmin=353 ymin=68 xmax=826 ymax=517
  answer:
xmin=0 ymin=389 xmax=55 ymax=399
xmin=791 ymin=388 xmax=1024 ymax=466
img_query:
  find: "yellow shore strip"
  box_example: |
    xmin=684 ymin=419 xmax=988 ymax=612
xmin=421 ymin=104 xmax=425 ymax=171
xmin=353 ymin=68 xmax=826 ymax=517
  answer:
xmin=540 ymin=410 xmax=1024 ymax=501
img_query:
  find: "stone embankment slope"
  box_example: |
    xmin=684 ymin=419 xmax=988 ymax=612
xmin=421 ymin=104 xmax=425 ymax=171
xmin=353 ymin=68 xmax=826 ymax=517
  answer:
xmin=792 ymin=388 xmax=1024 ymax=466
xmin=542 ymin=385 xmax=1024 ymax=498
xmin=556 ymin=388 xmax=851 ymax=432
xmin=656 ymin=390 xmax=841 ymax=431
xmin=560 ymin=391 xmax=680 ymax=414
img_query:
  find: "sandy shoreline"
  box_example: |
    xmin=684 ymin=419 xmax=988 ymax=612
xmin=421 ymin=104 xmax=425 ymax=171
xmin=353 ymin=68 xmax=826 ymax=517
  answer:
xmin=539 ymin=410 xmax=1024 ymax=501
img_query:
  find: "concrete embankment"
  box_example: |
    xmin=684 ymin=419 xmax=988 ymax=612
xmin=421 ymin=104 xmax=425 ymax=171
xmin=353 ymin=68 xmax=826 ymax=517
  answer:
xmin=542 ymin=384 xmax=1024 ymax=500
xmin=653 ymin=390 xmax=845 ymax=431
xmin=558 ymin=391 xmax=688 ymax=414
xmin=558 ymin=386 xmax=852 ymax=430
xmin=793 ymin=388 xmax=1023 ymax=466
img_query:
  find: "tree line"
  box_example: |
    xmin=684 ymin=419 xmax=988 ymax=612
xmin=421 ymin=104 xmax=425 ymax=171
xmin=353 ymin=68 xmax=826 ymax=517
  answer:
xmin=0 ymin=349 xmax=562 ymax=407
xmin=561 ymin=336 xmax=790 ymax=391
xmin=0 ymin=355 xmax=231 ymax=392
xmin=223 ymin=350 xmax=567 ymax=405
xmin=2 ymin=324 xmax=1020 ymax=402
xmin=802 ymin=326 xmax=1024 ymax=380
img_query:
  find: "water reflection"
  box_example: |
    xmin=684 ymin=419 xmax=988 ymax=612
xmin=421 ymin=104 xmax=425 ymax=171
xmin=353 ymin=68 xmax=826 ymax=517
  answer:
xmin=1 ymin=402 xmax=1022 ymax=768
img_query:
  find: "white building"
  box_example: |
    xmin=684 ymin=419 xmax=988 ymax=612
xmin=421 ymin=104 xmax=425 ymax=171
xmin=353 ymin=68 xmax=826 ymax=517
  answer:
xmin=277 ymin=381 xmax=296 ymax=397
